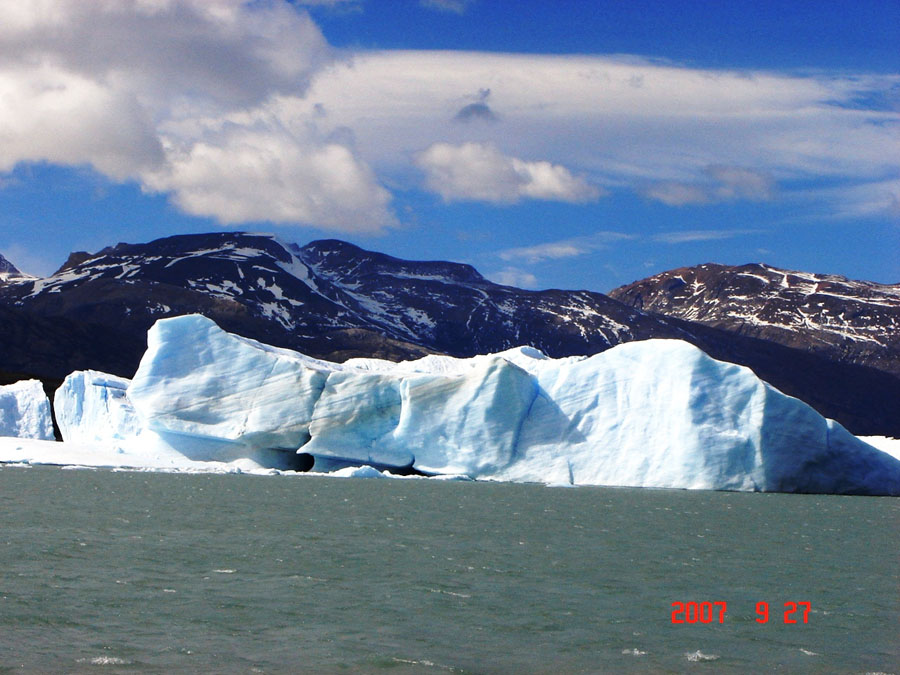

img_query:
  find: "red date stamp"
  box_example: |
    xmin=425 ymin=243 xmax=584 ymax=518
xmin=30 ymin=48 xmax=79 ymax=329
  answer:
xmin=671 ymin=601 xmax=811 ymax=624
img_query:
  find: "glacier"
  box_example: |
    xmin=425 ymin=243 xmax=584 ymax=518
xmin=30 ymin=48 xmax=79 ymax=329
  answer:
xmin=2 ymin=313 xmax=900 ymax=495
xmin=0 ymin=379 xmax=54 ymax=441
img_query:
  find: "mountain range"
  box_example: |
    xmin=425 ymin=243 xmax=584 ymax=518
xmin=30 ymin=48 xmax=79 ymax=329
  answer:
xmin=610 ymin=263 xmax=900 ymax=378
xmin=1 ymin=232 xmax=897 ymax=437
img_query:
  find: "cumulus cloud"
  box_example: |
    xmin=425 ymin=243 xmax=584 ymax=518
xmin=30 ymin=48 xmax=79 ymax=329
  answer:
xmin=416 ymin=142 xmax=602 ymax=204
xmin=1 ymin=4 xmax=897 ymax=232
xmin=0 ymin=0 xmax=396 ymax=231
xmin=0 ymin=64 xmax=163 ymax=179
xmin=454 ymin=101 xmax=495 ymax=122
xmin=0 ymin=0 xmax=329 ymax=112
xmin=144 ymin=124 xmax=394 ymax=230
xmin=498 ymin=232 xmax=632 ymax=263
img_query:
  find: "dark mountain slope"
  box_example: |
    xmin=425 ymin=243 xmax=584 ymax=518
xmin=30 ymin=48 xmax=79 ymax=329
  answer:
xmin=298 ymin=238 xmax=687 ymax=358
xmin=610 ymin=262 xmax=900 ymax=377
xmin=1 ymin=233 xmax=897 ymax=436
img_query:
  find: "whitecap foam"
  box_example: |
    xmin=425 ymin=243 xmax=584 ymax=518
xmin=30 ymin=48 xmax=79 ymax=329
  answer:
xmin=427 ymin=588 xmax=471 ymax=598
xmin=76 ymin=656 xmax=130 ymax=665
xmin=685 ymin=650 xmax=720 ymax=662
xmin=390 ymin=657 xmax=459 ymax=671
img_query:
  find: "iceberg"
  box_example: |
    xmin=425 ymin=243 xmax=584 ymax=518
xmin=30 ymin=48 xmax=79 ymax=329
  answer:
xmin=4 ymin=314 xmax=900 ymax=495
xmin=491 ymin=340 xmax=900 ymax=494
xmin=54 ymin=371 xmax=141 ymax=445
xmin=0 ymin=379 xmax=54 ymax=440
xmin=859 ymin=436 xmax=900 ymax=462
xmin=303 ymin=357 xmax=536 ymax=474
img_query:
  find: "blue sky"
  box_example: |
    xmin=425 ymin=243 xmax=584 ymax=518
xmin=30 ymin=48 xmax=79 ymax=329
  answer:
xmin=0 ymin=0 xmax=897 ymax=291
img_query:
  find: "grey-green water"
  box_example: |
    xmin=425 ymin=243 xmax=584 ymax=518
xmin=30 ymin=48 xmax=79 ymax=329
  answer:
xmin=0 ymin=467 xmax=897 ymax=674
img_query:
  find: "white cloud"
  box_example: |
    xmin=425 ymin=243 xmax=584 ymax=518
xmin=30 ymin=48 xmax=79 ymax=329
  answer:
xmin=800 ymin=177 xmax=900 ymax=221
xmin=0 ymin=64 xmax=163 ymax=180
xmin=642 ymin=166 xmax=776 ymax=206
xmin=0 ymin=5 xmax=897 ymax=232
xmin=707 ymin=165 xmax=775 ymax=201
xmin=416 ymin=142 xmax=601 ymax=204
xmin=642 ymin=182 xmax=710 ymax=206
xmin=501 ymin=242 xmax=587 ymax=263
xmin=651 ymin=229 xmax=763 ymax=244
xmin=301 ymin=51 xmax=899 ymax=218
xmin=492 ymin=230 xmax=761 ymax=274
xmin=420 ymin=0 xmax=475 ymax=14
xmin=487 ymin=267 xmax=538 ymax=288
xmin=144 ymin=124 xmax=394 ymax=231
xmin=498 ymin=232 xmax=632 ymax=263
xmin=0 ymin=0 xmax=329 ymax=112
xmin=0 ymin=0 xmax=395 ymax=232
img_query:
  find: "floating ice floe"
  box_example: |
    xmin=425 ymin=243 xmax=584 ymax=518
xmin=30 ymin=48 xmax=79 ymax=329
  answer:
xmin=1 ymin=314 xmax=899 ymax=494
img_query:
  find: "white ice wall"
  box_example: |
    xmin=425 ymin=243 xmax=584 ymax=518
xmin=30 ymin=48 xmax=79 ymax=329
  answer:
xmin=31 ymin=314 xmax=900 ymax=495
xmin=54 ymin=371 xmax=141 ymax=445
xmin=0 ymin=379 xmax=55 ymax=440
xmin=127 ymin=314 xmax=331 ymax=452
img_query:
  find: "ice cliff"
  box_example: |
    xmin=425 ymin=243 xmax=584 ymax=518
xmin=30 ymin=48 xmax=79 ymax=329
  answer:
xmin=0 ymin=379 xmax=54 ymax=440
xmin=41 ymin=314 xmax=900 ymax=495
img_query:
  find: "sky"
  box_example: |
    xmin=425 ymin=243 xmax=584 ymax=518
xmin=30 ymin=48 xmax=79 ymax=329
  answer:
xmin=0 ymin=0 xmax=897 ymax=292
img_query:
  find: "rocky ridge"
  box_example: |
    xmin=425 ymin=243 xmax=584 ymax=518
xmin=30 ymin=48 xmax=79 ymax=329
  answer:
xmin=610 ymin=262 xmax=900 ymax=377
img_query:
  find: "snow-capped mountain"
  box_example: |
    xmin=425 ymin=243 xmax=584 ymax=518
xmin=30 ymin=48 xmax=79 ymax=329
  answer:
xmin=0 ymin=253 xmax=32 ymax=283
xmin=1 ymin=233 xmax=898 ymax=436
xmin=0 ymin=232 xmax=681 ymax=362
xmin=299 ymin=238 xmax=687 ymax=356
xmin=1 ymin=234 xmax=431 ymax=367
xmin=610 ymin=263 xmax=900 ymax=377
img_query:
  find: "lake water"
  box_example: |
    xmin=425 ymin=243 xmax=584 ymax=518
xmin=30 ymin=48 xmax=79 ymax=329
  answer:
xmin=0 ymin=466 xmax=897 ymax=673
